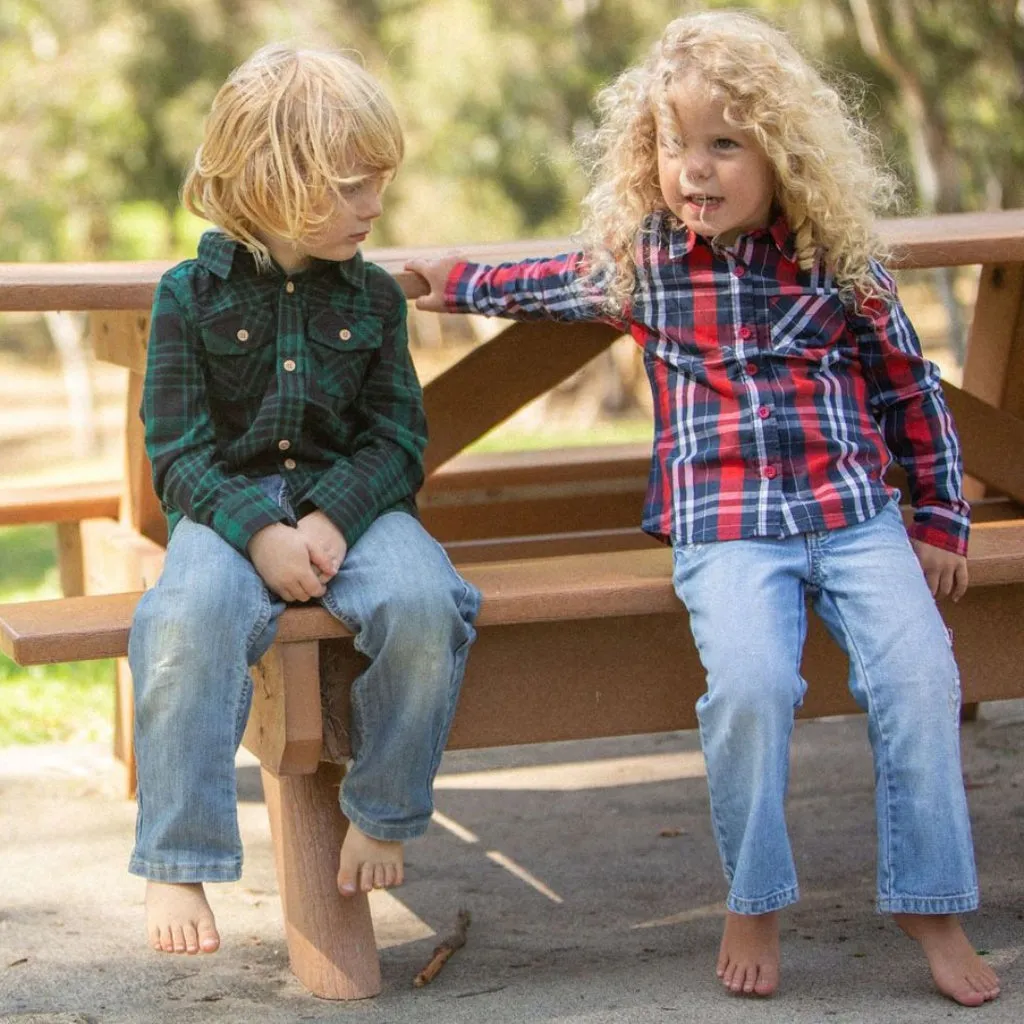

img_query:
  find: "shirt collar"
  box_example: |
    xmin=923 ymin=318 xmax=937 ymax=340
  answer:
xmin=663 ymin=211 xmax=797 ymax=263
xmin=195 ymin=229 xmax=367 ymax=289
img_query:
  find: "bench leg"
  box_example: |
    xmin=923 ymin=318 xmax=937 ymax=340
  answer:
xmin=261 ymin=762 xmax=382 ymax=1000
xmin=114 ymin=658 xmax=137 ymax=796
xmin=55 ymin=521 xmax=86 ymax=596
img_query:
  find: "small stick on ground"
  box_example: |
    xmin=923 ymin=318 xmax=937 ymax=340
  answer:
xmin=413 ymin=909 xmax=471 ymax=988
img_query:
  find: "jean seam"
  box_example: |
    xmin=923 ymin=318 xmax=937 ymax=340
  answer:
xmin=244 ymin=585 xmax=273 ymax=652
xmin=819 ymin=588 xmax=895 ymax=902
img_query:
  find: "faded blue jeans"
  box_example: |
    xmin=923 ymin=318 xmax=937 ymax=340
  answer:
xmin=672 ymin=500 xmax=978 ymax=916
xmin=128 ymin=479 xmax=480 ymax=882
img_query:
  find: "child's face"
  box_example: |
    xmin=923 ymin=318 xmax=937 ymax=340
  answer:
xmin=656 ymin=74 xmax=775 ymax=246
xmin=263 ymin=169 xmax=389 ymax=274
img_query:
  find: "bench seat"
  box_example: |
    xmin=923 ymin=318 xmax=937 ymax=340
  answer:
xmin=4 ymin=517 xmax=1023 ymax=667
xmin=3 ymin=516 xmax=1023 ymax=999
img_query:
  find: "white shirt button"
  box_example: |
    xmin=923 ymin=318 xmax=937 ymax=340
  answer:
xmin=236 ymin=328 xmax=249 ymax=342
xmin=285 ymin=281 xmax=295 ymax=294
xmin=339 ymin=328 xmax=352 ymax=341
xmin=278 ymin=439 xmax=291 ymax=451
xmin=283 ymin=359 xmax=296 ymax=372
xmin=283 ymin=458 xmax=297 ymax=470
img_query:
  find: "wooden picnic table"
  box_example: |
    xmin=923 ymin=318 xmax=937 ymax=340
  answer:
xmin=1 ymin=209 xmax=1024 ymax=999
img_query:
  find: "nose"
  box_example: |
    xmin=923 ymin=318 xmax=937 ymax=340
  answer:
xmin=355 ymin=187 xmax=383 ymax=222
xmin=682 ymin=151 xmax=711 ymax=183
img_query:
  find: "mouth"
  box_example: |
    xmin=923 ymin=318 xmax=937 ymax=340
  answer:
xmin=348 ymin=232 xmax=369 ymax=243
xmin=684 ymin=194 xmax=723 ymax=210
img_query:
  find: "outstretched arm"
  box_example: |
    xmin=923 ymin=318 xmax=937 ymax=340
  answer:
xmin=405 ymin=251 xmax=621 ymax=326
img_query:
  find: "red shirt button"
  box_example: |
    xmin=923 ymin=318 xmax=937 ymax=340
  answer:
xmin=734 ymin=266 xmax=746 ymax=278
xmin=758 ymin=405 xmax=771 ymax=419
xmin=738 ymin=326 xmax=752 ymax=340
xmin=763 ymin=465 xmax=777 ymax=479
xmin=746 ymin=362 xmax=758 ymax=375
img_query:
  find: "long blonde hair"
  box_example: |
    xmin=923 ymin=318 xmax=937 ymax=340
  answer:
xmin=183 ymin=43 xmax=403 ymax=268
xmin=578 ymin=10 xmax=899 ymax=312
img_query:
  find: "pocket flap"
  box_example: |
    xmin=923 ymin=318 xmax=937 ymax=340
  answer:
xmin=308 ymin=311 xmax=383 ymax=352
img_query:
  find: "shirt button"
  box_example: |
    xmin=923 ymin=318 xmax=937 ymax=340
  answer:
xmin=758 ymin=405 xmax=771 ymax=419
xmin=283 ymin=359 xmax=296 ymax=372
xmin=236 ymin=328 xmax=249 ymax=342
xmin=763 ymin=465 xmax=777 ymax=480
xmin=283 ymin=458 xmax=297 ymax=470
xmin=746 ymin=362 xmax=758 ymax=375
xmin=734 ymin=266 xmax=746 ymax=278
xmin=278 ymin=439 xmax=291 ymax=451
xmin=738 ymin=326 xmax=752 ymax=340
xmin=285 ymin=281 xmax=295 ymax=294
xmin=339 ymin=328 xmax=352 ymax=341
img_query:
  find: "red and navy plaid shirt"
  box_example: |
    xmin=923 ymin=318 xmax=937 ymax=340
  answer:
xmin=445 ymin=211 xmax=969 ymax=555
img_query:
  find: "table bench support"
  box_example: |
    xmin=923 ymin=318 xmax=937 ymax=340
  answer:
xmin=262 ymin=762 xmax=381 ymax=1000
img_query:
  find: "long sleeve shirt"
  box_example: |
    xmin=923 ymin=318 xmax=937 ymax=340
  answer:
xmin=444 ymin=211 xmax=970 ymax=555
xmin=143 ymin=230 xmax=426 ymax=553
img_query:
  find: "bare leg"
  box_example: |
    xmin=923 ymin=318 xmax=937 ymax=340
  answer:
xmin=894 ymin=914 xmax=1000 ymax=1006
xmin=337 ymin=824 xmax=404 ymax=896
xmin=145 ymin=881 xmax=220 ymax=954
xmin=716 ymin=911 xmax=780 ymax=996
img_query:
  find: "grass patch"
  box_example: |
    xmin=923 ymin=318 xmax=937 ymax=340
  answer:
xmin=0 ymin=524 xmax=114 ymax=746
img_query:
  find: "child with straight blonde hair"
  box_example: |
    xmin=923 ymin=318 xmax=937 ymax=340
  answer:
xmin=409 ymin=9 xmax=999 ymax=1007
xmin=130 ymin=43 xmax=480 ymax=957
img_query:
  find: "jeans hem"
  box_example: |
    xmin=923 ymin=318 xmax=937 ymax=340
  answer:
xmin=128 ymin=857 xmax=242 ymax=883
xmin=878 ymin=891 xmax=979 ymax=915
xmin=340 ymin=796 xmax=430 ymax=842
xmin=726 ymin=885 xmax=799 ymax=915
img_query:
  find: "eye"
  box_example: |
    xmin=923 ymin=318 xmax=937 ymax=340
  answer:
xmin=713 ymin=137 xmax=740 ymax=151
xmin=338 ymin=178 xmax=369 ymax=197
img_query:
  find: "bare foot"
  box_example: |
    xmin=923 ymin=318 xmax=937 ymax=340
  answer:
xmin=337 ymin=823 xmax=404 ymax=896
xmin=717 ymin=911 xmax=779 ymax=996
xmin=894 ymin=914 xmax=1000 ymax=1006
xmin=145 ymin=881 xmax=220 ymax=954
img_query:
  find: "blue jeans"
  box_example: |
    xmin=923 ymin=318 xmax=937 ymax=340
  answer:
xmin=128 ymin=480 xmax=480 ymax=882
xmin=672 ymin=500 xmax=978 ymax=916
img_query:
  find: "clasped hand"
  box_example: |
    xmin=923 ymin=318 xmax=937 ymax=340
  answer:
xmin=248 ymin=511 xmax=348 ymax=603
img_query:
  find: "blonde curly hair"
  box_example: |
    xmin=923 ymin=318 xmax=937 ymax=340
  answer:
xmin=577 ymin=10 xmax=899 ymax=313
xmin=183 ymin=43 xmax=403 ymax=269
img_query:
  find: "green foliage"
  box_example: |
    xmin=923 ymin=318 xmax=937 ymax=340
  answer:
xmin=0 ymin=0 xmax=1020 ymax=260
xmin=0 ymin=525 xmax=114 ymax=746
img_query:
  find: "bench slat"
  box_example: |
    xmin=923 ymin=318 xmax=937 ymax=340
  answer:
xmin=0 ymin=480 xmax=122 ymax=527
xmin=3 ymin=518 xmax=1023 ymax=667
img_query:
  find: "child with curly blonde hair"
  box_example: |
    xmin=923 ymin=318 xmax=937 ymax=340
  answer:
xmin=130 ymin=43 xmax=480 ymax=957
xmin=409 ymin=9 xmax=998 ymax=1007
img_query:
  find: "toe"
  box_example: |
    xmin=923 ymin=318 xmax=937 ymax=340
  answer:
xmin=183 ymin=922 xmax=200 ymax=954
xmin=754 ymin=964 xmax=778 ymax=996
xmin=170 ymin=923 xmax=187 ymax=953
xmin=198 ymin=920 xmax=220 ymax=954
xmin=358 ymin=861 xmax=375 ymax=893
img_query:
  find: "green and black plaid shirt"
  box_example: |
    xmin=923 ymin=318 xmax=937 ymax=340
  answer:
xmin=143 ymin=230 xmax=426 ymax=553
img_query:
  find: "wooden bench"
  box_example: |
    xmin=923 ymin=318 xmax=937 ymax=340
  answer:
xmin=0 ymin=480 xmax=121 ymax=596
xmin=2 ymin=210 xmax=1024 ymax=997
xmin=2 ymin=514 xmax=1024 ymax=997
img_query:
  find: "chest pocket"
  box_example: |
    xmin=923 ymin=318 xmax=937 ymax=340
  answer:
xmin=198 ymin=308 xmax=276 ymax=400
xmin=307 ymin=311 xmax=384 ymax=405
xmin=768 ymin=293 xmax=847 ymax=361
